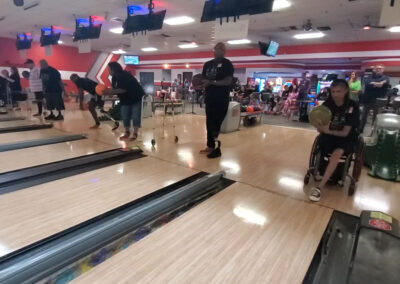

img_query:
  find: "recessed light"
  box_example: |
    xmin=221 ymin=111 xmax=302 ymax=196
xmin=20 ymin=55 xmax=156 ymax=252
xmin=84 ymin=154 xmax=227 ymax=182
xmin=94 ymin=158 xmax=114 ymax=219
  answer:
xmin=58 ymin=40 xmax=63 ymax=44
xmin=112 ymin=49 xmax=126 ymax=54
xmin=164 ymin=64 xmax=170 ymax=69
xmin=178 ymin=43 xmax=198 ymax=49
xmin=227 ymin=39 xmax=251 ymax=45
xmin=165 ymin=16 xmax=195 ymax=26
xmin=389 ymin=26 xmax=400 ymax=33
xmin=141 ymin=47 xmax=158 ymax=52
xmin=273 ymin=0 xmax=291 ymax=11
xmin=185 ymin=64 xmax=190 ymax=68
xmin=110 ymin=27 xmax=123 ymax=34
xmin=363 ymin=25 xmax=371 ymax=30
xmin=294 ymin=32 xmax=325 ymax=39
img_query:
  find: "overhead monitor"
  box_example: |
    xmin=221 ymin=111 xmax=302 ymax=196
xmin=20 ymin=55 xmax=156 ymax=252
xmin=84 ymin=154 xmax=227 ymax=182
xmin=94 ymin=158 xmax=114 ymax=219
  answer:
xmin=258 ymin=40 xmax=279 ymax=57
xmin=124 ymin=55 xmax=139 ymax=65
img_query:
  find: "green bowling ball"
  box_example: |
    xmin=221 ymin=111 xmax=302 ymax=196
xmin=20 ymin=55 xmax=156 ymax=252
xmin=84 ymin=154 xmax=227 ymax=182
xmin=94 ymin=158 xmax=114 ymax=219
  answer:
xmin=309 ymin=105 xmax=332 ymax=128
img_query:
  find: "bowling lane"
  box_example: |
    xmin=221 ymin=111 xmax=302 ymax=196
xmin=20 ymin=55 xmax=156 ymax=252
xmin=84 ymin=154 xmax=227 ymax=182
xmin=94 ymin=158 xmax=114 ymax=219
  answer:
xmin=0 ymin=157 xmax=198 ymax=257
xmin=0 ymin=128 xmax=70 ymax=144
xmin=73 ymin=183 xmax=332 ymax=284
xmin=0 ymin=138 xmax=115 ymax=173
xmin=0 ymin=120 xmax=44 ymax=128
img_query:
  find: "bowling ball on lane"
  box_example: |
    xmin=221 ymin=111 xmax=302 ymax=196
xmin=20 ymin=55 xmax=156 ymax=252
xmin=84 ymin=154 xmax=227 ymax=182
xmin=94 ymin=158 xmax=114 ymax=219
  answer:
xmin=309 ymin=105 xmax=332 ymax=128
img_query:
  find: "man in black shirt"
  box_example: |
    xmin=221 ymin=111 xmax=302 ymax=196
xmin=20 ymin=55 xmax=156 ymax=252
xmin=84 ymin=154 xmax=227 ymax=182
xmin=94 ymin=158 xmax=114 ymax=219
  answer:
xmin=70 ymin=74 xmax=103 ymax=128
xmin=360 ymin=65 xmax=390 ymax=133
xmin=201 ymin=42 xmax=234 ymax=158
xmin=40 ymin=60 xmax=65 ymax=120
xmin=106 ymin=62 xmax=145 ymax=140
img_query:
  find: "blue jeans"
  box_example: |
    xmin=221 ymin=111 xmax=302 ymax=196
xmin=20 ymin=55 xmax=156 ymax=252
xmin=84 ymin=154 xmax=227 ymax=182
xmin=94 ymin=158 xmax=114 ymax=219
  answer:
xmin=121 ymin=101 xmax=142 ymax=130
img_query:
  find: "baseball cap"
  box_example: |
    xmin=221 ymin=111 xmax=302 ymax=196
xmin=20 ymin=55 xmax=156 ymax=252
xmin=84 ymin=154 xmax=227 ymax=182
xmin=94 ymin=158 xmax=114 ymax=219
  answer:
xmin=24 ymin=59 xmax=34 ymax=64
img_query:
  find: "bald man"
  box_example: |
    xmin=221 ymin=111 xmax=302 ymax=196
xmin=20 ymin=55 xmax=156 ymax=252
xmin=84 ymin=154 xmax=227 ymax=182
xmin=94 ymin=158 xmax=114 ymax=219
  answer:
xmin=361 ymin=65 xmax=390 ymax=133
xmin=201 ymin=42 xmax=234 ymax=158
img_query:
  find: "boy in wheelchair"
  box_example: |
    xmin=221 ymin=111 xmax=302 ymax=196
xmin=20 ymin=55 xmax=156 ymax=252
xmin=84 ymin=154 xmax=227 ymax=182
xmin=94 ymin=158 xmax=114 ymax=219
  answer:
xmin=309 ymin=79 xmax=360 ymax=202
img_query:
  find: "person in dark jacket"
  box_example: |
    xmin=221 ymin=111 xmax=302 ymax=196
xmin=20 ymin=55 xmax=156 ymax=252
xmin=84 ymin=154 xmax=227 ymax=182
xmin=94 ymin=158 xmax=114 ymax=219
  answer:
xmin=105 ymin=62 xmax=144 ymax=140
xmin=360 ymin=65 xmax=390 ymax=133
xmin=40 ymin=60 xmax=65 ymax=120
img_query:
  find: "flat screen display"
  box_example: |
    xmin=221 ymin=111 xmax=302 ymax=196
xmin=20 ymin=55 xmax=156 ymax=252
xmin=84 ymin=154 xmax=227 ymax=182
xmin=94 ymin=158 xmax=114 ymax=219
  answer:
xmin=124 ymin=55 xmax=139 ymax=65
xmin=267 ymin=40 xmax=279 ymax=57
xmin=259 ymin=41 xmax=279 ymax=57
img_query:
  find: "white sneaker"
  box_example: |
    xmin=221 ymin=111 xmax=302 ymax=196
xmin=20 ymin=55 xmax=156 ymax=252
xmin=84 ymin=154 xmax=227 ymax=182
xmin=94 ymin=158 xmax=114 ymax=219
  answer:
xmin=309 ymin=187 xmax=321 ymax=202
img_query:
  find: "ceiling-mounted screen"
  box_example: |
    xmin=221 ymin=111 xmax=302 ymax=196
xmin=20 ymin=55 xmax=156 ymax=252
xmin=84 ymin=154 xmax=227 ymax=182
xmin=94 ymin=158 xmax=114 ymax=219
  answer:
xmin=124 ymin=55 xmax=139 ymax=65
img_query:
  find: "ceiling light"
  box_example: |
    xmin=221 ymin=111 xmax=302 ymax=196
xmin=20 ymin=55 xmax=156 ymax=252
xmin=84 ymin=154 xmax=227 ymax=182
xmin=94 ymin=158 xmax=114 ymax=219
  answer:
xmin=110 ymin=27 xmax=123 ymax=34
xmin=164 ymin=16 xmax=195 ymax=26
xmin=273 ymin=0 xmax=291 ymax=11
xmin=227 ymin=39 xmax=251 ymax=45
xmin=389 ymin=26 xmax=400 ymax=33
xmin=58 ymin=40 xmax=63 ymax=44
xmin=185 ymin=64 xmax=190 ymax=68
xmin=141 ymin=47 xmax=158 ymax=52
xmin=112 ymin=49 xmax=126 ymax=54
xmin=294 ymin=32 xmax=325 ymax=39
xmin=163 ymin=64 xmax=170 ymax=69
xmin=363 ymin=25 xmax=371 ymax=30
xmin=178 ymin=43 xmax=198 ymax=49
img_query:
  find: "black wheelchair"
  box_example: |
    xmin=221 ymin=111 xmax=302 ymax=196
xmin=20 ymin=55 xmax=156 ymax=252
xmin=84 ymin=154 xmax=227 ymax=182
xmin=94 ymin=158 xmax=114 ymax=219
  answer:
xmin=304 ymin=134 xmax=365 ymax=196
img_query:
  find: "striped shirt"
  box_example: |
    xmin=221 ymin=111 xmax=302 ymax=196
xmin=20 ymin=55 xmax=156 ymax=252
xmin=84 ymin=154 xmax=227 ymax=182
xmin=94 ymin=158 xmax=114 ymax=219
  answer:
xmin=29 ymin=66 xmax=43 ymax=92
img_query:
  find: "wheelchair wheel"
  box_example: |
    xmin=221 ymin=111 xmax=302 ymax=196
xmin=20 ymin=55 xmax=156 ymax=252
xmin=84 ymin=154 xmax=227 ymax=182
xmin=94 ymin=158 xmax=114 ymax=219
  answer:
xmin=352 ymin=137 xmax=366 ymax=182
xmin=309 ymin=135 xmax=321 ymax=168
xmin=348 ymin=180 xmax=356 ymax=196
xmin=304 ymin=173 xmax=310 ymax=185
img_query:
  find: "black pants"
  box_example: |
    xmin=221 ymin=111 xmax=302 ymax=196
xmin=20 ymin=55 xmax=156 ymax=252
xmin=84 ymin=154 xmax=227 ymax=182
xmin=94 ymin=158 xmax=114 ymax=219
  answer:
xmin=34 ymin=91 xmax=44 ymax=114
xmin=88 ymin=99 xmax=100 ymax=124
xmin=205 ymin=100 xmax=229 ymax=148
xmin=360 ymin=102 xmax=378 ymax=133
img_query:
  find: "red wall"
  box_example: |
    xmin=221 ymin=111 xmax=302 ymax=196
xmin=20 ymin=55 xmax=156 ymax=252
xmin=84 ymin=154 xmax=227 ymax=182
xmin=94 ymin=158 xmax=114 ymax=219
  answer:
xmin=0 ymin=37 xmax=99 ymax=92
xmin=0 ymin=37 xmax=98 ymax=70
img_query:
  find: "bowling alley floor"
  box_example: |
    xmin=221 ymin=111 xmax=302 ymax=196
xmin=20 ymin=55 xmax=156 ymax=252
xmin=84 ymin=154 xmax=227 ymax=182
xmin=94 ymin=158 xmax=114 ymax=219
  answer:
xmin=46 ymin=105 xmax=399 ymax=220
xmin=2 ymin=105 xmax=399 ymax=283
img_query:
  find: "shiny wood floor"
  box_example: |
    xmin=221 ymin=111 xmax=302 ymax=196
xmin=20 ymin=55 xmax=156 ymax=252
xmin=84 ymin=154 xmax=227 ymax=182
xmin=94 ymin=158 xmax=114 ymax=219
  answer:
xmin=1 ymin=107 xmax=398 ymax=283
xmin=53 ymin=109 xmax=400 ymax=220
xmin=0 ymin=119 xmax=42 ymax=128
xmin=0 ymin=156 xmax=197 ymax=257
xmin=73 ymin=182 xmax=332 ymax=284
xmin=0 ymin=128 xmax=71 ymax=144
xmin=0 ymin=138 xmax=115 ymax=173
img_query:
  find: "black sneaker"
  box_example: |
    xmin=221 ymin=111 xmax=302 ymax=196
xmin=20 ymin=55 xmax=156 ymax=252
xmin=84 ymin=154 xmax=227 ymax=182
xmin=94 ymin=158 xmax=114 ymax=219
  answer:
xmin=207 ymin=147 xmax=221 ymax=159
xmin=54 ymin=114 xmax=64 ymax=121
xmin=207 ymin=140 xmax=222 ymax=159
xmin=44 ymin=114 xmax=56 ymax=120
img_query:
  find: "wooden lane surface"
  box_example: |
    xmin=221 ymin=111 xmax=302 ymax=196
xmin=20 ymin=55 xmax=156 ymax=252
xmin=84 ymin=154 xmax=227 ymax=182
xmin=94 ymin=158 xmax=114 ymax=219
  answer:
xmin=56 ymin=112 xmax=400 ymax=220
xmin=0 ymin=120 xmax=43 ymax=128
xmin=0 ymin=128 xmax=70 ymax=144
xmin=0 ymin=156 xmax=198 ymax=257
xmin=0 ymin=139 xmax=115 ymax=173
xmin=73 ymin=183 xmax=332 ymax=284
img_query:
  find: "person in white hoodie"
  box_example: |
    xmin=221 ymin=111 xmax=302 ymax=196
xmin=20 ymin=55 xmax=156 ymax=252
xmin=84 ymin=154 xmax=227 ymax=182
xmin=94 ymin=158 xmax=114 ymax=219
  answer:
xmin=24 ymin=59 xmax=44 ymax=116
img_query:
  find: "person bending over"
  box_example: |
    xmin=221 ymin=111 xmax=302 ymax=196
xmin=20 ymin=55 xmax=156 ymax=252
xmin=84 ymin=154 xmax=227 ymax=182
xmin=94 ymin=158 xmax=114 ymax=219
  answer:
xmin=200 ymin=42 xmax=234 ymax=159
xmin=106 ymin=62 xmax=144 ymax=140
xmin=309 ymin=79 xmax=360 ymax=202
xmin=70 ymin=74 xmax=103 ymax=129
